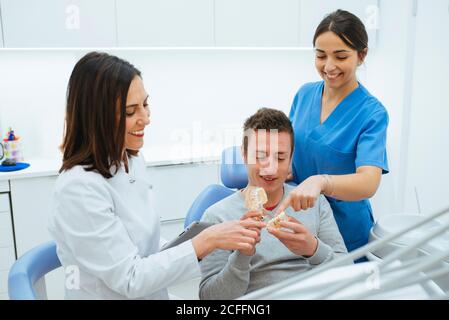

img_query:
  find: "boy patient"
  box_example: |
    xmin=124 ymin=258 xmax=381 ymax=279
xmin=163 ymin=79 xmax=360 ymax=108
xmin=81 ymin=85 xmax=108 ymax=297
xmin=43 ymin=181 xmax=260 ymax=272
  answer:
xmin=199 ymin=108 xmax=349 ymax=300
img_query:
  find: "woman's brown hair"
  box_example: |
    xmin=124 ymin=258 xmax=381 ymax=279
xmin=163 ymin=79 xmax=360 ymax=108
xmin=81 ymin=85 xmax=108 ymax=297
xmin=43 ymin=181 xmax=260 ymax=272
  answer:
xmin=313 ymin=9 xmax=368 ymax=60
xmin=60 ymin=51 xmax=142 ymax=178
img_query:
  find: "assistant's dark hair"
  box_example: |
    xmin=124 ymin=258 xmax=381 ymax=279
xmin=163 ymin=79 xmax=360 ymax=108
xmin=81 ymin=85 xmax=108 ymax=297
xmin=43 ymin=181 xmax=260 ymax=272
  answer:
xmin=60 ymin=51 xmax=141 ymax=178
xmin=242 ymin=108 xmax=294 ymax=156
xmin=313 ymin=9 xmax=368 ymax=58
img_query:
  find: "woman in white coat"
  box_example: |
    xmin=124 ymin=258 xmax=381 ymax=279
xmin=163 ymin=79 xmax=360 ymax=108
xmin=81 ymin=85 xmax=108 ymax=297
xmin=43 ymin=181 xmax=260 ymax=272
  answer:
xmin=48 ymin=52 xmax=265 ymax=299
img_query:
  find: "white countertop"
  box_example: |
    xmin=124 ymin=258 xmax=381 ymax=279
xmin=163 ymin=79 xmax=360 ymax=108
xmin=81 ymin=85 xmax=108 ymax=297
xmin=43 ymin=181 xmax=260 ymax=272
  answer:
xmin=0 ymin=150 xmax=221 ymax=181
xmin=0 ymin=157 xmax=61 ymax=181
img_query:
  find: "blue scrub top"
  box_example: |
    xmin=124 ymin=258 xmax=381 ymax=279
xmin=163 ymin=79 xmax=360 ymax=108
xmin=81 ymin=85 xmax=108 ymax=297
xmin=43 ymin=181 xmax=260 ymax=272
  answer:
xmin=289 ymin=81 xmax=389 ymax=252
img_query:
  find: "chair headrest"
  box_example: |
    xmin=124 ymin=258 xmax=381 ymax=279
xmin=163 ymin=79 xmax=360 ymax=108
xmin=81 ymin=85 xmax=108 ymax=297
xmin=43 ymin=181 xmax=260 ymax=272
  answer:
xmin=220 ymin=146 xmax=248 ymax=189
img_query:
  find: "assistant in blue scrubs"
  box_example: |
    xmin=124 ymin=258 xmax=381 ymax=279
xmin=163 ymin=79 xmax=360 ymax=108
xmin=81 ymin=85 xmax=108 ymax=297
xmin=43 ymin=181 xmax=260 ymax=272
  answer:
xmin=279 ymin=10 xmax=390 ymax=255
xmin=289 ymin=81 xmax=389 ymax=252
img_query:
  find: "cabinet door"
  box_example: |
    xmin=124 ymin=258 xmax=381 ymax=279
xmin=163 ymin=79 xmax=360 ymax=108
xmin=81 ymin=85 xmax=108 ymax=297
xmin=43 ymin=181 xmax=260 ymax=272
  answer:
xmin=1 ymin=0 xmax=116 ymax=47
xmin=299 ymin=0 xmax=379 ymax=48
xmin=0 ymin=246 xmax=15 ymax=298
xmin=0 ymin=210 xmax=14 ymax=249
xmin=0 ymin=193 xmax=9 ymax=212
xmin=0 ymin=270 xmax=8 ymax=298
xmin=147 ymin=163 xmax=220 ymax=221
xmin=116 ymin=0 xmax=214 ymax=46
xmin=0 ymin=181 xmax=8 ymax=193
xmin=0 ymin=246 xmax=15 ymax=270
xmin=10 ymin=176 xmax=56 ymax=256
xmin=0 ymin=204 xmax=15 ymax=299
xmin=215 ymin=0 xmax=300 ymax=47
xmin=9 ymin=176 xmax=64 ymax=299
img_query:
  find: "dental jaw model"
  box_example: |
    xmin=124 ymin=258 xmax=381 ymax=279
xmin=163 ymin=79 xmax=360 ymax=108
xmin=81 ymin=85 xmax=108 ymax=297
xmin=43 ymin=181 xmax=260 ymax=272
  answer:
xmin=266 ymin=211 xmax=287 ymax=229
xmin=243 ymin=186 xmax=288 ymax=228
xmin=244 ymin=186 xmax=268 ymax=217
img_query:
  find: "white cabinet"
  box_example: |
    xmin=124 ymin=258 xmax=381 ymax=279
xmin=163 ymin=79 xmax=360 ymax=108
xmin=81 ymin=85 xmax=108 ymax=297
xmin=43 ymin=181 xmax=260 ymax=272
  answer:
xmin=0 ymin=0 xmax=116 ymax=47
xmin=299 ymin=0 xmax=379 ymax=48
xmin=9 ymin=175 xmax=65 ymax=300
xmin=0 ymin=181 xmax=8 ymax=193
xmin=215 ymin=0 xmax=300 ymax=47
xmin=0 ymin=192 xmax=15 ymax=300
xmin=147 ymin=162 xmax=220 ymax=221
xmin=0 ymin=204 xmax=14 ymax=248
xmin=10 ymin=177 xmax=57 ymax=256
xmin=0 ymin=0 xmax=381 ymax=48
xmin=116 ymin=0 xmax=214 ymax=47
xmin=0 ymin=270 xmax=9 ymax=298
xmin=0 ymin=191 xmax=10 ymax=211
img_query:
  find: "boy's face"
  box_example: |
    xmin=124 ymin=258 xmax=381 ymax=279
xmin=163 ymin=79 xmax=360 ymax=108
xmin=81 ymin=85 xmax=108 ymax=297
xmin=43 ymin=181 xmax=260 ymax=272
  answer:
xmin=243 ymin=130 xmax=292 ymax=196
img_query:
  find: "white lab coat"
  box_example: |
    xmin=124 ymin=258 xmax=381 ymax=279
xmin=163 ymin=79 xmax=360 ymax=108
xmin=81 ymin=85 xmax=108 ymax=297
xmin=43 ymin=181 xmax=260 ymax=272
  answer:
xmin=48 ymin=153 xmax=201 ymax=299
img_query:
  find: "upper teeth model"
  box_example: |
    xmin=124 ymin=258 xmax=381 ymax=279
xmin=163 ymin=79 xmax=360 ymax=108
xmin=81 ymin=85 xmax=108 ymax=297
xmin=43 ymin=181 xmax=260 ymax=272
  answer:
xmin=244 ymin=186 xmax=268 ymax=213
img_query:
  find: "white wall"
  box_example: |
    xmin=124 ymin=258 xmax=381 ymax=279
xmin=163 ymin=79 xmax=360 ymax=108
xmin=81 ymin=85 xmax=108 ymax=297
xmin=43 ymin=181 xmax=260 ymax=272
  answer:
xmin=364 ymin=0 xmax=412 ymax=217
xmin=0 ymin=49 xmax=318 ymax=161
xmin=0 ymin=51 xmax=76 ymax=159
xmin=403 ymin=0 xmax=449 ymax=218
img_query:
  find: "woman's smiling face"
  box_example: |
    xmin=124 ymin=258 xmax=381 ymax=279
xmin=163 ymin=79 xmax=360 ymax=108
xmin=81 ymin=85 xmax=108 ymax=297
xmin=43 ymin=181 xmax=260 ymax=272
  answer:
xmin=124 ymin=76 xmax=150 ymax=151
xmin=314 ymin=31 xmax=365 ymax=90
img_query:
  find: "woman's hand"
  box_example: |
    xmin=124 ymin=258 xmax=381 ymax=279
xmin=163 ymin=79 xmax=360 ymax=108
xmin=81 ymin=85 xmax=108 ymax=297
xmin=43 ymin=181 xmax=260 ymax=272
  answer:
xmin=238 ymin=211 xmax=268 ymax=255
xmin=277 ymin=175 xmax=327 ymax=212
xmin=192 ymin=219 xmax=266 ymax=259
xmin=267 ymin=216 xmax=318 ymax=257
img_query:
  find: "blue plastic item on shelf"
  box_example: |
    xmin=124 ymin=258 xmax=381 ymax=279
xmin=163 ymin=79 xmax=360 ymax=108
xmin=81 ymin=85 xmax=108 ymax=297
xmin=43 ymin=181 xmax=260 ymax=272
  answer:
xmin=0 ymin=162 xmax=30 ymax=172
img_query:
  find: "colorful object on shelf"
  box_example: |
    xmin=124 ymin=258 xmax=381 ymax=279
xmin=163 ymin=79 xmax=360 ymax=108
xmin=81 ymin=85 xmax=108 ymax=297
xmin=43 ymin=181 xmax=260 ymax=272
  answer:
xmin=3 ymin=127 xmax=20 ymax=142
xmin=0 ymin=127 xmax=24 ymax=163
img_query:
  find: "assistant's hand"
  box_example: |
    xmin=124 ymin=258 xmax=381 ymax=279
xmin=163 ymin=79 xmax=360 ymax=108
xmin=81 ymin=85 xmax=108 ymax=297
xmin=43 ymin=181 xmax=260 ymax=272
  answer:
xmin=192 ymin=219 xmax=265 ymax=259
xmin=277 ymin=175 xmax=326 ymax=212
xmin=267 ymin=216 xmax=318 ymax=257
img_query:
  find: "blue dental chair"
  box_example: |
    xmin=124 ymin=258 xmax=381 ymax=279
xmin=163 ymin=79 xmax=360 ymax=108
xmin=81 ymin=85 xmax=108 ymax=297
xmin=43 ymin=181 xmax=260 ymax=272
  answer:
xmin=8 ymin=241 xmax=61 ymax=300
xmin=184 ymin=146 xmax=248 ymax=227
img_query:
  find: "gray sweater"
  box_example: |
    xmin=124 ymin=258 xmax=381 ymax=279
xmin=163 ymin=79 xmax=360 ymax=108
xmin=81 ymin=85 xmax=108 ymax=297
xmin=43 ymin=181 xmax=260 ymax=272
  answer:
xmin=199 ymin=183 xmax=349 ymax=300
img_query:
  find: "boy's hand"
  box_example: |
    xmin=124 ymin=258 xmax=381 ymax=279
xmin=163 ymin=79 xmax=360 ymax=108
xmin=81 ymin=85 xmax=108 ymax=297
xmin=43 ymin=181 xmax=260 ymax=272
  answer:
xmin=267 ymin=216 xmax=318 ymax=257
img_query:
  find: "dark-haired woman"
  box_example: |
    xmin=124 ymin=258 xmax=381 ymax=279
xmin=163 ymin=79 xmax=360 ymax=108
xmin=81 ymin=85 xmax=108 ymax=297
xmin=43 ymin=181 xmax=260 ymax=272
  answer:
xmin=278 ymin=10 xmax=389 ymax=254
xmin=48 ymin=52 xmax=264 ymax=299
